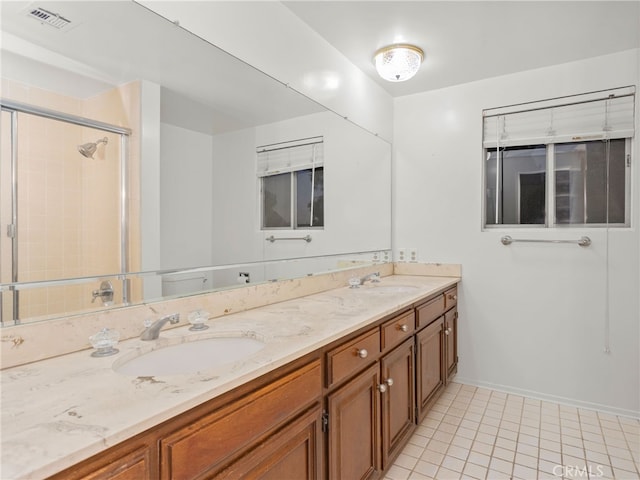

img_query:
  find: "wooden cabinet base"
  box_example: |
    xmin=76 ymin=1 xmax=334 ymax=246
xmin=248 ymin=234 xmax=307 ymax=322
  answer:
xmin=216 ymin=405 xmax=323 ymax=480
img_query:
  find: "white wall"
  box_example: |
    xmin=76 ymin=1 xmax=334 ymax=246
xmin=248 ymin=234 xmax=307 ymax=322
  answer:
xmin=160 ymin=123 xmax=214 ymax=270
xmin=394 ymin=49 xmax=640 ymax=416
xmin=210 ymin=127 xmax=264 ymax=270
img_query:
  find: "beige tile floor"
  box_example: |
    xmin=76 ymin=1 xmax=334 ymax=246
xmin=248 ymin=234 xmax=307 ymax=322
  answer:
xmin=386 ymin=382 xmax=640 ymax=480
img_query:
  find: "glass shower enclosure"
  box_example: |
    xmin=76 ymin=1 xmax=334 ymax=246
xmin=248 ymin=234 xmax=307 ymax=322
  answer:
xmin=0 ymin=100 xmax=130 ymax=324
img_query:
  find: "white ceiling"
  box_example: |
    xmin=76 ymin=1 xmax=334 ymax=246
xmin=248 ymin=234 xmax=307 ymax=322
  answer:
xmin=283 ymin=1 xmax=640 ymax=97
xmin=2 ymin=0 xmax=638 ymax=131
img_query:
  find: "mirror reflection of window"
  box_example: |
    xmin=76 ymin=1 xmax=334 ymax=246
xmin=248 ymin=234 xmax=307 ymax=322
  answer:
xmin=258 ymin=137 xmax=325 ymax=230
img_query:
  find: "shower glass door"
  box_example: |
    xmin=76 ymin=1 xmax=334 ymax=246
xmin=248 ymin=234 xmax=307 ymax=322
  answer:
xmin=1 ymin=107 xmax=123 ymax=323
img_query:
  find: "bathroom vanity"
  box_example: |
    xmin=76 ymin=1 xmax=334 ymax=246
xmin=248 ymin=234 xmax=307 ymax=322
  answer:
xmin=1 ymin=274 xmax=459 ymax=480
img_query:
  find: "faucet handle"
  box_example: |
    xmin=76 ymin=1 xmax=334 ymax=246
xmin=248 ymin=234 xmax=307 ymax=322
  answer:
xmin=89 ymin=328 xmax=119 ymax=357
xmin=188 ymin=310 xmax=209 ymax=331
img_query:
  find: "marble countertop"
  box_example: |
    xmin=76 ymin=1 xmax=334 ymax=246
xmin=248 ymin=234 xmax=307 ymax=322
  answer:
xmin=1 ymin=275 xmax=458 ymax=480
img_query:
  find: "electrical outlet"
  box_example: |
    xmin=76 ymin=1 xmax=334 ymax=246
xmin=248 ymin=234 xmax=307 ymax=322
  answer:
xmin=383 ymin=251 xmax=390 ymax=262
xmin=372 ymin=251 xmax=380 ymax=262
xmin=409 ymin=248 xmax=418 ymax=263
xmin=396 ymin=248 xmax=407 ymax=262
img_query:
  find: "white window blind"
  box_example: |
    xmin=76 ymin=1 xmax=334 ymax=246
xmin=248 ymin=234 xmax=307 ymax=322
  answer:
xmin=483 ymin=87 xmax=635 ymax=148
xmin=257 ymin=136 xmax=324 ymax=177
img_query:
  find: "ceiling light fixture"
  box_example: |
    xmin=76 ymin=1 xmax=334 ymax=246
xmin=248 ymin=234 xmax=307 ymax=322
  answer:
xmin=374 ymin=44 xmax=424 ymax=82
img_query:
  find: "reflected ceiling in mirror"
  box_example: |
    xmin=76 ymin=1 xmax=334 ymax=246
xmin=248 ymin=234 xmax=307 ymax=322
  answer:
xmin=1 ymin=1 xmax=326 ymax=133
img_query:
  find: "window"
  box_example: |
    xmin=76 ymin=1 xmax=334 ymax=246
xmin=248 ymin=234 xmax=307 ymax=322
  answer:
xmin=483 ymin=88 xmax=634 ymax=228
xmin=257 ymin=137 xmax=324 ymax=229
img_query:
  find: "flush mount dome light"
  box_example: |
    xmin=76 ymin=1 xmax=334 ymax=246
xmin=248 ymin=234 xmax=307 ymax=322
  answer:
xmin=374 ymin=44 xmax=424 ymax=82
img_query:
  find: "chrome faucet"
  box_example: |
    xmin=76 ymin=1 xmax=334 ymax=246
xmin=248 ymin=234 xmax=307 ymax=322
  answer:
xmin=360 ymin=272 xmax=381 ymax=285
xmin=141 ymin=313 xmax=180 ymax=340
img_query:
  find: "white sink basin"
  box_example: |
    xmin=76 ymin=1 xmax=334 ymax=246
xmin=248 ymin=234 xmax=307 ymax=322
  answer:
xmin=364 ymin=285 xmax=419 ymax=294
xmin=113 ymin=336 xmax=266 ymax=376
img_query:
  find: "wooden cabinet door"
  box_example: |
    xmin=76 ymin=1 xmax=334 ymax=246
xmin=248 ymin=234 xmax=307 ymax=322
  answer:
xmin=444 ymin=308 xmax=458 ymax=380
xmin=380 ymin=338 xmax=415 ymax=470
xmin=47 ymin=444 xmax=155 ymax=480
xmin=327 ymin=363 xmax=381 ymax=480
xmin=416 ymin=316 xmax=445 ymax=422
xmin=216 ymin=405 xmax=323 ymax=480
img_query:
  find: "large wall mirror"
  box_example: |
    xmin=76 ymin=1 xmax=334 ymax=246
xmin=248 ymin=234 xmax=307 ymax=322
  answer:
xmin=0 ymin=1 xmax=392 ymax=326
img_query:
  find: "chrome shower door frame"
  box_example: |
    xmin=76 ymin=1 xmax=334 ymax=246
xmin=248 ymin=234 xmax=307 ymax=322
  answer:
xmin=0 ymin=99 xmax=132 ymax=325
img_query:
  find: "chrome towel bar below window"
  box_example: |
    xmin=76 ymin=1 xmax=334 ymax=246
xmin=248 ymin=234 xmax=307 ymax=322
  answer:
xmin=266 ymin=235 xmax=312 ymax=243
xmin=500 ymin=235 xmax=591 ymax=247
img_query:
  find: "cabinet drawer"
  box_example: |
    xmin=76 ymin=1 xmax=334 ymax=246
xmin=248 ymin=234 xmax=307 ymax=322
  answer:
xmin=381 ymin=310 xmax=415 ymax=352
xmin=326 ymin=328 xmax=380 ymax=388
xmin=416 ymin=295 xmax=445 ymax=329
xmin=160 ymin=359 xmax=321 ymax=480
xmin=445 ymin=287 xmax=458 ymax=310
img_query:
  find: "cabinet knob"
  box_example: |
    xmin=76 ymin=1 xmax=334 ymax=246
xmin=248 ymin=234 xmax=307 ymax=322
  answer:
xmin=378 ymin=383 xmax=387 ymax=393
xmin=386 ymin=378 xmax=394 ymax=387
xmin=449 ymin=294 xmax=457 ymax=301
xmin=445 ymin=328 xmax=451 ymax=335
xmin=398 ymin=324 xmax=408 ymax=332
xmin=356 ymin=348 xmax=368 ymax=359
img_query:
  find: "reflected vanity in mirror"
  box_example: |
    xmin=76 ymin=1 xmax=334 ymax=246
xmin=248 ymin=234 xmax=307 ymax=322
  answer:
xmin=0 ymin=1 xmax=391 ymax=326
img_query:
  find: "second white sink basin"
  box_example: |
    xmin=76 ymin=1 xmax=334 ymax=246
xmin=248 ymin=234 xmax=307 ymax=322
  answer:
xmin=364 ymin=285 xmax=419 ymax=294
xmin=113 ymin=336 xmax=266 ymax=376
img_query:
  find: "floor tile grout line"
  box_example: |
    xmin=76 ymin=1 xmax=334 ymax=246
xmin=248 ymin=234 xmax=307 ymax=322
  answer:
xmin=393 ymin=381 xmax=640 ymax=480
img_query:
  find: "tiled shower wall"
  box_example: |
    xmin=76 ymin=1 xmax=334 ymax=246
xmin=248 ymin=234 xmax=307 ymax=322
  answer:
xmin=0 ymin=79 xmax=141 ymax=321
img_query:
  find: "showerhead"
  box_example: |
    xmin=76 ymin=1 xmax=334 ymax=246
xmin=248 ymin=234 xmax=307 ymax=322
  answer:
xmin=78 ymin=137 xmax=108 ymax=159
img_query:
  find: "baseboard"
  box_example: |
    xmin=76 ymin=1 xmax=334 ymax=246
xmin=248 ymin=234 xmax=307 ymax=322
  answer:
xmin=454 ymin=376 xmax=640 ymax=420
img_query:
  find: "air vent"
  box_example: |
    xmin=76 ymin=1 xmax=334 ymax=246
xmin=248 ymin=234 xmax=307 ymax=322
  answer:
xmin=25 ymin=6 xmax=71 ymax=29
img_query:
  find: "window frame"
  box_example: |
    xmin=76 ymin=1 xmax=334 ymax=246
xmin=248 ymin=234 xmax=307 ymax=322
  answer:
xmin=260 ymin=165 xmax=324 ymax=231
xmin=257 ymin=137 xmax=325 ymax=231
xmin=482 ymin=138 xmax=631 ymax=229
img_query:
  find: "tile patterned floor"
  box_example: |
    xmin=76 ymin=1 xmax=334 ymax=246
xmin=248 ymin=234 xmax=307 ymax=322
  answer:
xmin=386 ymin=382 xmax=640 ymax=480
